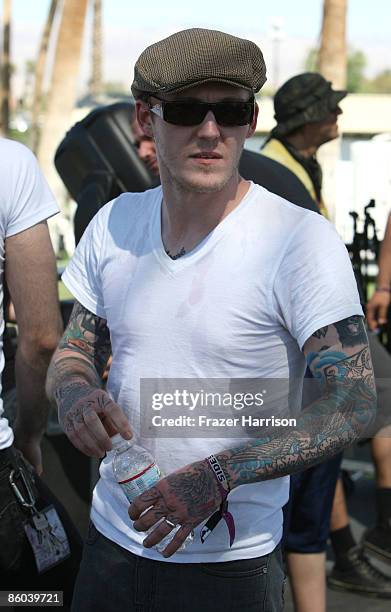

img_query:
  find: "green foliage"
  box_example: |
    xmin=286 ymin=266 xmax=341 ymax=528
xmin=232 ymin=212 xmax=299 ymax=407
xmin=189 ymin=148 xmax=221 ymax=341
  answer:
xmin=58 ymin=280 xmax=73 ymax=301
xmin=303 ymin=47 xmax=391 ymax=94
xmin=256 ymin=86 xmax=275 ymax=98
xmin=303 ymin=47 xmax=367 ymax=92
xmin=8 ymin=128 xmax=30 ymax=145
xmin=102 ymin=81 xmax=128 ymax=95
xmin=363 ymin=70 xmax=391 ymax=94
xmin=347 ymin=50 xmax=367 ymax=93
xmin=25 ymin=60 xmax=36 ymax=75
xmin=304 ymin=48 xmax=318 ymax=72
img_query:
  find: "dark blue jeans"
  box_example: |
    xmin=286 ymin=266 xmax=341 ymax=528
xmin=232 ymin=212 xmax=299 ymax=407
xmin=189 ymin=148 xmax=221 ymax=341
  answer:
xmin=283 ymin=453 xmax=343 ymax=553
xmin=72 ymin=522 xmax=285 ymax=612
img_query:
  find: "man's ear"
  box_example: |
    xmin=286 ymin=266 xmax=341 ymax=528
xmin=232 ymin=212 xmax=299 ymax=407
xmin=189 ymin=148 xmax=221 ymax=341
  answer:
xmin=246 ymin=102 xmax=259 ymax=139
xmin=136 ymin=100 xmax=153 ymax=137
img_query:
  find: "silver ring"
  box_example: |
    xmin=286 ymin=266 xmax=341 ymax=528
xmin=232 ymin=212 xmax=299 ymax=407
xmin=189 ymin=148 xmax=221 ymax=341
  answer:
xmin=164 ymin=518 xmax=177 ymax=528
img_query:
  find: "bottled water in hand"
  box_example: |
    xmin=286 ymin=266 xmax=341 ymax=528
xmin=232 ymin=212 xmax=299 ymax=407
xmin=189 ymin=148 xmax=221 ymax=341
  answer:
xmin=110 ymin=434 xmax=193 ymax=553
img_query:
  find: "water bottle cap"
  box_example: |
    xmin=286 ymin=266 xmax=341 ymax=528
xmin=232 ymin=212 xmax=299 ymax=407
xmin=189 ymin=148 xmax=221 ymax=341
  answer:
xmin=110 ymin=433 xmax=131 ymax=448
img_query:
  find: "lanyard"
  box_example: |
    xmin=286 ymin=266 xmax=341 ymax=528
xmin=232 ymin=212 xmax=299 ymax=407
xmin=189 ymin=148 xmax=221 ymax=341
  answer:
xmin=200 ymin=455 xmax=236 ymax=547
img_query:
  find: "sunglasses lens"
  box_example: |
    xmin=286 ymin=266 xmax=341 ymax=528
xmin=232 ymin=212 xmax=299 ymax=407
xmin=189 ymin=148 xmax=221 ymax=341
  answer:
xmin=215 ymin=102 xmax=254 ymax=126
xmin=162 ymin=101 xmax=254 ymax=127
xmin=163 ymin=102 xmax=205 ymax=126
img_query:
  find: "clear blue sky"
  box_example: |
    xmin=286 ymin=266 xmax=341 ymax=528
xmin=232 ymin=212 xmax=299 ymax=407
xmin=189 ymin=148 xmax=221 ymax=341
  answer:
xmin=13 ymin=0 xmax=391 ymax=42
xmin=7 ymin=0 xmax=391 ymax=95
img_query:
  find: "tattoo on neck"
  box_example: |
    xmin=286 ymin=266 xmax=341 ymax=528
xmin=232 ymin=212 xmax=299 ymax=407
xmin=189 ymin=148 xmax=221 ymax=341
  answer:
xmin=165 ymin=246 xmax=186 ymax=260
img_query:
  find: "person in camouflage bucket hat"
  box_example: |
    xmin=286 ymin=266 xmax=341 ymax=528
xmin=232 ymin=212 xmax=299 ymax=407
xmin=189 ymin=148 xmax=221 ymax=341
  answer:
xmin=271 ymin=72 xmax=346 ymax=137
xmin=261 ymin=72 xmax=346 ymax=217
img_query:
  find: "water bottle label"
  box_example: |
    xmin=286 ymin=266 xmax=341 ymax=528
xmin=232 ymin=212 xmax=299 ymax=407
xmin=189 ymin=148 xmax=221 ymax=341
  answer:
xmin=118 ymin=462 xmax=161 ymax=502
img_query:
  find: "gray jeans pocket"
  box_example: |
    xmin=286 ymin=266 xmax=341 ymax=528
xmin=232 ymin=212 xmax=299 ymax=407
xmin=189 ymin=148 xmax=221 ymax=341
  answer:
xmin=200 ymin=554 xmax=269 ymax=578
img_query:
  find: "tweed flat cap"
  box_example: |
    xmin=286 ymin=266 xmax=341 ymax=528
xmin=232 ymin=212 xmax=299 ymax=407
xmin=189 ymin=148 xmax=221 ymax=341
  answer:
xmin=131 ymin=28 xmax=266 ymax=99
xmin=272 ymin=72 xmax=346 ymax=136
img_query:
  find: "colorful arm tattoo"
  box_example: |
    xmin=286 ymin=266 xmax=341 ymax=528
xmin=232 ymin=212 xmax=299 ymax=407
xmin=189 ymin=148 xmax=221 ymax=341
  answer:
xmin=47 ymin=300 xmax=111 ymax=400
xmin=215 ymin=316 xmax=376 ymax=489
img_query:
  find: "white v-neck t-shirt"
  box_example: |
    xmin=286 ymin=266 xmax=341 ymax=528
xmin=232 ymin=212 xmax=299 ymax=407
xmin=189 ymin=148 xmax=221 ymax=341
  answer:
xmin=63 ymin=182 xmax=362 ymax=562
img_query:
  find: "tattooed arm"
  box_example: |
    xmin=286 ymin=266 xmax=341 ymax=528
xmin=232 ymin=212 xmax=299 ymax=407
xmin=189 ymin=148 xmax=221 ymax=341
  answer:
xmin=216 ymin=315 xmax=376 ymax=486
xmin=46 ymin=300 xmax=132 ymax=457
xmin=128 ymin=315 xmax=376 ymax=557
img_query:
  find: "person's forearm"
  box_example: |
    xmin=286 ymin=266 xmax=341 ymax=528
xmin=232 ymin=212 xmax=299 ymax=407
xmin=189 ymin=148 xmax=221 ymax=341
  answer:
xmin=46 ymin=346 xmax=103 ymax=409
xmin=44 ymin=301 xmax=124 ymax=453
xmin=376 ymin=253 xmax=391 ymax=288
xmin=47 ymin=347 xmax=116 ymax=440
xmin=216 ymin=378 xmax=376 ymax=490
xmin=14 ymin=339 xmax=58 ymax=440
xmin=46 ymin=300 xmax=111 ymax=408
xmin=46 ymin=344 xmax=128 ymax=451
xmin=377 ymin=214 xmax=391 ymax=288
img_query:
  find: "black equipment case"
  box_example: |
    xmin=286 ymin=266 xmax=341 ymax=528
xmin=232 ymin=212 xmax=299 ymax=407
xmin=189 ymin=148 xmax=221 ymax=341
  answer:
xmin=54 ymin=101 xmax=156 ymax=200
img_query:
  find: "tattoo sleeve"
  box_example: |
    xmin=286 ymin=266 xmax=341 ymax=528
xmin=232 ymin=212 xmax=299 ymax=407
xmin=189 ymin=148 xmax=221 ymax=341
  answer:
xmin=216 ymin=315 xmax=376 ymax=489
xmin=46 ymin=300 xmax=111 ymax=403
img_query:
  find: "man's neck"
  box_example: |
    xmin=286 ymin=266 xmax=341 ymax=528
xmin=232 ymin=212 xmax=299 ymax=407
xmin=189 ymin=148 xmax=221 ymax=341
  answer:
xmin=283 ymin=133 xmax=318 ymax=159
xmin=160 ymin=172 xmax=250 ymax=255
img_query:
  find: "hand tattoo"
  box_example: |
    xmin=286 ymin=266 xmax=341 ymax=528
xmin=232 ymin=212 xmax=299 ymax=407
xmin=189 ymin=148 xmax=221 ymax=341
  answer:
xmin=129 ymin=460 xmax=221 ymax=533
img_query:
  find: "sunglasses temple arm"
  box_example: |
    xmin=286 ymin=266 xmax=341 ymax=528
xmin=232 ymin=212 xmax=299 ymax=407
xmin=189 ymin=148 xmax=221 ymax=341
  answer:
xmin=149 ymin=104 xmax=164 ymax=120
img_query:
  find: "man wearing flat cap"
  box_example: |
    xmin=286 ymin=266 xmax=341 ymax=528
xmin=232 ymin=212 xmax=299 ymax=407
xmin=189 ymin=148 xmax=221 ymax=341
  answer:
xmin=47 ymin=30 xmax=375 ymax=611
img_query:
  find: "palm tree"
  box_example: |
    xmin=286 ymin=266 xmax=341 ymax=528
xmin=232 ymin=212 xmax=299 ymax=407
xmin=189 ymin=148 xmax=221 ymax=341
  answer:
xmin=37 ymin=0 xmax=88 ymax=198
xmin=1 ymin=0 xmax=12 ymax=136
xmin=30 ymin=0 xmax=59 ymax=152
xmin=318 ymin=0 xmax=348 ymax=88
xmin=317 ymin=0 xmax=348 ymax=221
xmin=89 ymin=0 xmax=102 ymax=97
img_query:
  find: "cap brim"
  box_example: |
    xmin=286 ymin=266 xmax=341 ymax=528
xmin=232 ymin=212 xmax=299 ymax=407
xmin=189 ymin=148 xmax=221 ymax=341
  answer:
xmin=160 ymin=76 xmax=257 ymax=95
xmin=329 ymin=89 xmax=347 ymax=109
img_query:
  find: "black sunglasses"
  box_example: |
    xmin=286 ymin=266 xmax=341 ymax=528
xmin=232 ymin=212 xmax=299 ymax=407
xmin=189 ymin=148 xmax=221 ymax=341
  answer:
xmin=148 ymin=97 xmax=255 ymax=127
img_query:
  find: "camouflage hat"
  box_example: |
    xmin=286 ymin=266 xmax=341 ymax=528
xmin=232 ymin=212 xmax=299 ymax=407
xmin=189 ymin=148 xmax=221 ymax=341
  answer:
xmin=272 ymin=72 xmax=347 ymax=136
xmin=131 ymin=28 xmax=266 ymax=99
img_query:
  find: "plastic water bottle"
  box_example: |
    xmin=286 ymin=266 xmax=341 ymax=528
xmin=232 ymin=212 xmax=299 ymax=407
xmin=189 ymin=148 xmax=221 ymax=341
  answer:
xmin=111 ymin=434 xmax=193 ymax=553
